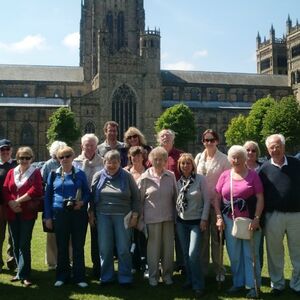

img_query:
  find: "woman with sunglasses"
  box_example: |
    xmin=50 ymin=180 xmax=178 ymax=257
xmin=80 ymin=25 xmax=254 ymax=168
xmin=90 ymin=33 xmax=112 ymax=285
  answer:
xmin=194 ymin=129 xmax=230 ymax=282
xmin=123 ymin=127 xmax=152 ymax=167
xmin=44 ymin=146 xmax=90 ymax=288
xmin=3 ymin=146 xmax=43 ymax=286
xmin=243 ymin=141 xmax=262 ymax=172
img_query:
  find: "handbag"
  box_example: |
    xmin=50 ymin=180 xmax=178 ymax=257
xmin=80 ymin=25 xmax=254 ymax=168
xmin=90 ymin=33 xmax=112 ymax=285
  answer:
xmin=230 ymin=170 xmax=251 ymax=240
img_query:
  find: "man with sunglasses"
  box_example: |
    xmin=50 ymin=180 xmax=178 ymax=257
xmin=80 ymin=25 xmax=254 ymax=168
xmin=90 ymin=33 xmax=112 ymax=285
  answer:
xmin=0 ymin=139 xmax=17 ymax=272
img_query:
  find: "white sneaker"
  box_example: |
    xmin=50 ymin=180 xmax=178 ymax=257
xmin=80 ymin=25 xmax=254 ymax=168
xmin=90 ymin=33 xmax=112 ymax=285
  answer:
xmin=77 ymin=282 xmax=88 ymax=288
xmin=143 ymin=269 xmax=149 ymax=279
xmin=216 ymin=274 xmax=225 ymax=282
xmin=54 ymin=280 xmax=64 ymax=287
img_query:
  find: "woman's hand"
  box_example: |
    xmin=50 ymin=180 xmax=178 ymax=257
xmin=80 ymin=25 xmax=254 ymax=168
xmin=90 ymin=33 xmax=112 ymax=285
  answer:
xmin=45 ymin=219 xmax=53 ymax=230
xmin=128 ymin=214 xmax=138 ymax=228
xmin=216 ymin=217 xmax=225 ymax=231
xmin=74 ymin=200 xmax=84 ymax=210
xmin=200 ymin=220 xmax=208 ymax=232
xmin=249 ymin=217 xmax=260 ymax=231
xmin=8 ymin=200 xmax=22 ymax=213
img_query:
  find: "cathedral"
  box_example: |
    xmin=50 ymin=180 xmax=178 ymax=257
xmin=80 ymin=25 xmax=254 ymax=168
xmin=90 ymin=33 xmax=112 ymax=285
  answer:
xmin=0 ymin=0 xmax=299 ymax=160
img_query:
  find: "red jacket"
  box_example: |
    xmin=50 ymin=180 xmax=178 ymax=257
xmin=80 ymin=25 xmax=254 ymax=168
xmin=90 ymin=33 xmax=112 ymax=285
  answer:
xmin=3 ymin=167 xmax=43 ymax=221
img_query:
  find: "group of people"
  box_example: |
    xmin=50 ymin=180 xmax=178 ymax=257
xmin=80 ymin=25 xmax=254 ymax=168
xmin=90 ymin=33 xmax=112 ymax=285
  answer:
xmin=0 ymin=121 xmax=299 ymax=299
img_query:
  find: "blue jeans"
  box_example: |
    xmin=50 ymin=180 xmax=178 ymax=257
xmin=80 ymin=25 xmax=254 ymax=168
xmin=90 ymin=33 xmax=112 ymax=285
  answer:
xmin=224 ymin=215 xmax=261 ymax=288
xmin=96 ymin=213 xmax=132 ymax=284
xmin=176 ymin=221 xmax=204 ymax=290
xmin=54 ymin=209 xmax=88 ymax=283
xmin=8 ymin=215 xmax=35 ymax=280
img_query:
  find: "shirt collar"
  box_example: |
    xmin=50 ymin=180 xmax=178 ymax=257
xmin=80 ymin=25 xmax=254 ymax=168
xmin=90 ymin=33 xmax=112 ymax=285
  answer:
xmin=270 ymin=156 xmax=288 ymax=168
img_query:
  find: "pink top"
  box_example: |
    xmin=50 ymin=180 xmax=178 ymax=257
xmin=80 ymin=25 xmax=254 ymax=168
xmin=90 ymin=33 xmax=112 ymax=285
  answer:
xmin=215 ymin=169 xmax=263 ymax=219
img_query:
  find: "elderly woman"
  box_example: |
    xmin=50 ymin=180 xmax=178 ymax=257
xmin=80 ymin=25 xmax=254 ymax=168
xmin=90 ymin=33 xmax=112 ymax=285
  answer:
xmin=44 ymin=146 xmax=90 ymax=288
xmin=243 ymin=141 xmax=262 ymax=172
xmin=139 ymin=146 xmax=177 ymax=286
xmin=91 ymin=150 xmax=140 ymax=286
xmin=176 ymin=153 xmax=210 ymax=297
xmin=123 ymin=127 xmax=152 ymax=167
xmin=41 ymin=140 xmax=67 ymax=270
xmin=3 ymin=146 xmax=43 ymax=286
xmin=195 ymin=129 xmax=230 ymax=281
xmin=214 ymin=145 xmax=264 ymax=298
xmin=73 ymin=133 xmax=103 ymax=278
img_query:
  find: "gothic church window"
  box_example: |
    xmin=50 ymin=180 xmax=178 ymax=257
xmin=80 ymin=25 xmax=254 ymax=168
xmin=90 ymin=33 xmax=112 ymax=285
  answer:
xmin=292 ymin=44 xmax=300 ymax=58
xmin=117 ymin=11 xmax=125 ymax=50
xmin=106 ymin=11 xmax=113 ymax=53
xmin=112 ymin=84 xmax=137 ymax=137
xmin=85 ymin=122 xmax=96 ymax=134
xmin=20 ymin=123 xmax=34 ymax=145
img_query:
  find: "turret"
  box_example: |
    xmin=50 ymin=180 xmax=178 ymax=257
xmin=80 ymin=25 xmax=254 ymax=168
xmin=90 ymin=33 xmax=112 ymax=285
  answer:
xmin=256 ymin=32 xmax=261 ymax=48
xmin=286 ymin=15 xmax=292 ymax=34
xmin=270 ymin=24 xmax=275 ymax=42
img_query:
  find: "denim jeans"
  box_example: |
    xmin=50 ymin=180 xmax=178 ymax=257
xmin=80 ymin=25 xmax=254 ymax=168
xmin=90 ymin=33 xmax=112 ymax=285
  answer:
xmin=176 ymin=221 xmax=204 ymax=290
xmin=8 ymin=215 xmax=35 ymax=280
xmin=54 ymin=209 xmax=88 ymax=283
xmin=96 ymin=213 xmax=132 ymax=284
xmin=223 ymin=215 xmax=261 ymax=288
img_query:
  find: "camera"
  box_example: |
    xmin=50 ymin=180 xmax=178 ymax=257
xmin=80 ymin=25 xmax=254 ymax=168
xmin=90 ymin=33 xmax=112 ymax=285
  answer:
xmin=63 ymin=197 xmax=76 ymax=211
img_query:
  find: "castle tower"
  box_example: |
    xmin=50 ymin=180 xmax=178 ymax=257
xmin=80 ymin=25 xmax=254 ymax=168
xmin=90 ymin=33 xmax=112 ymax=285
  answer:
xmin=256 ymin=25 xmax=287 ymax=75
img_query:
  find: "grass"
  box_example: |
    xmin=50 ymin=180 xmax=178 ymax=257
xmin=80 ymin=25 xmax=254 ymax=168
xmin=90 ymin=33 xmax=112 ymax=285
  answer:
xmin=0 ymin=215 xmax=298 ymax=300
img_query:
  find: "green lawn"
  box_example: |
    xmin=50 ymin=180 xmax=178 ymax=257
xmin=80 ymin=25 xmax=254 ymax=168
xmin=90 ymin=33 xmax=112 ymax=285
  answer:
xmin=0 ymin=215 xmax=298 ymax=300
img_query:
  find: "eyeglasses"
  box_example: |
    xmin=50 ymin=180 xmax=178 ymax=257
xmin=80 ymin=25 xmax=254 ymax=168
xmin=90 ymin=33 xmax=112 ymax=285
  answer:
xmin=246 ymin=149 xmax=256 ymax=153
xmin=128 ymin=134 xmax=138 ymax=139
xmin=59 ymin=154 xmax=72 ymax=160
xmin=203 ymin=138 xmax=216 ymax=143
xmin=0 ymin=147 xmax=11 ymax=152
xmin=19 ymin=156 xmax=32 ymax=161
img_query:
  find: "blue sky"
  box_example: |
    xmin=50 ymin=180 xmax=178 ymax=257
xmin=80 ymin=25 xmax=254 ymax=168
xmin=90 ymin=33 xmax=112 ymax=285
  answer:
xmin=1 ymin=0 xmax=299 ymax=73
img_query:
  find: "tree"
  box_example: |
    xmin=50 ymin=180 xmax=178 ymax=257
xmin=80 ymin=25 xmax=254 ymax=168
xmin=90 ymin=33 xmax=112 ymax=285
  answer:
xmin=246 ymin=96 xmax=276 ymax=147
xmin=155 ymin=103 xmax=196 ymax=150
xmin=225 ymin=114 xmax=248 ymax=146
xmin=47 ymin=107 xmax=81 ymax=147
xmin=262 ymin=96 xmax=300 ymax=153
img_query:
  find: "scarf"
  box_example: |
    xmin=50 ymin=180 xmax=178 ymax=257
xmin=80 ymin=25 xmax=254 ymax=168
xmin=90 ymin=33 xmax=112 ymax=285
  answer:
xmin=14 ymin=165 xmax=36 ymax=189
xmin=176 ymin=174 xmax=195 ymax=213
xmin=95 ymin=167 xmax=126 ymax=204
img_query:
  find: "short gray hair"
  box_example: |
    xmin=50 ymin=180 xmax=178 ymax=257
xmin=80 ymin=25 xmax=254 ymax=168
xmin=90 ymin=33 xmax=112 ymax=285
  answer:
xmin=228 ymin=145 xmax=247 ymax=161
xmin=104 ymin=150 xmax=120 ymax=163
xmin=156 ymin=129 xmax=175 ymax=144
xmin=149 ymin=146 xmax=168 ymax=163
xmin=81 ymin=133 xmax=99 ymax=145
xmin=265 ymin=134 xmax=285 ymax=147
xmin=49 ymin=141 xmax=67 ymax=158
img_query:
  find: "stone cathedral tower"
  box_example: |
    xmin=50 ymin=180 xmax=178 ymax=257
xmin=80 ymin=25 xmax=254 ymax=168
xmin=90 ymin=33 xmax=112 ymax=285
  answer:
xmin=77 ymin=0 xmax=162 ymax=140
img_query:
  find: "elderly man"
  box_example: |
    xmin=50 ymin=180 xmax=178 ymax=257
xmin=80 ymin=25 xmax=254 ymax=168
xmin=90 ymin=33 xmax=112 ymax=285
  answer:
xmin=0 ymin=139 xmax=17 ymax=272
xmin=259 ymin=134 xmax=300 ymax=296
xmin=73 ymin=133 xmax=103 ymax=278
xmin=97 ymin=121 xmax=126 ymax=167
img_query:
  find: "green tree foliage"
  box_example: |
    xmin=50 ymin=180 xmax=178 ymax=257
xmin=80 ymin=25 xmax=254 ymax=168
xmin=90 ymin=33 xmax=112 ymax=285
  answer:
xmin=155 ymin=103 xmax=196 ymax=150
xmin=47 ymin=107 xmax=81 ymax=147
xmin=246 ymin=96 xmax=276 ymax=147
xmin=262 ymin=96 xmax=300 ymax=152
xmin=225 ymin=114 xmax=247 ymax=146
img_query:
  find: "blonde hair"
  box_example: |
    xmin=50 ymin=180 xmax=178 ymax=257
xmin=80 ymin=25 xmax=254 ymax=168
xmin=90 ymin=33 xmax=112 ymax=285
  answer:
xmin=124 ymin=127 xmax=146 ymax=147
xmin=49 ymin=141 xmax=67 ymax=158
xmin=16 ymin=146 xmax=34 ymax=160
xmin=177 ymin=153 xmax=196 ymax=174
xmin=243 ymin=140 xmax=261 ymax=159
xmin=56 ymin=146 xmax=75 ymax=158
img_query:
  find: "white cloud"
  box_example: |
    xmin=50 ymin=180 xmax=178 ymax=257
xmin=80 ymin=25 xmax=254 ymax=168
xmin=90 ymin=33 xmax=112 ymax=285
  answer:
xmin=0 ymin=35 xmax=46 ymax=53
xmin=163 ymin=60 xmax=195 ymax=70
xmin=62 ymin=32 xmax=79 ymax=50
xmin=193 ymin=49 xmax=208 ymax=58
xmin=161 ymin=52 xmax=169 ymax=59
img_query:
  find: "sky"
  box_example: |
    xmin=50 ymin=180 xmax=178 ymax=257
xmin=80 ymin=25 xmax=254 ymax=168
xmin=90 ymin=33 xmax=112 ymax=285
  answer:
xmin=1 ymin=0 xmax=300 ymax=73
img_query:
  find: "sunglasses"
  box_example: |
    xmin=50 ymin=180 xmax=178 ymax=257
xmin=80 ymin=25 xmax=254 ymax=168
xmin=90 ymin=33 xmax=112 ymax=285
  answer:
xmin=59 ymin=154 xmax=72 ymax=160
xmin=128 ymin=134 xmax=138 ymax=139
xmin=246 ymin=149 xmax=256 ymax=153
xmin=0 ymin=147 xmax=11 ymax=152
xmin=19 ymin=156 xmax=32 ymax=161
xmin=203 ymin=138 xmax=216 ymax=143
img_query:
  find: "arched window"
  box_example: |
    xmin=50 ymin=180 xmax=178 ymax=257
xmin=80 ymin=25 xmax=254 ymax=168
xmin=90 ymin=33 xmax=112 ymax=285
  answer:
xmin=112 ymin=84 xmax=137 ymax=137
xmin=163 ymin=88 xmax=173 ymax=100
xmin=106 ymin=11 xmax=114 ymax=53
xmin=85 ymin=122 xmax=96 ymax=134
xmin=20 ymin=123 xmax=34 ymax=145
xmin=117 ymin=11 xmax=125 ymax=50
